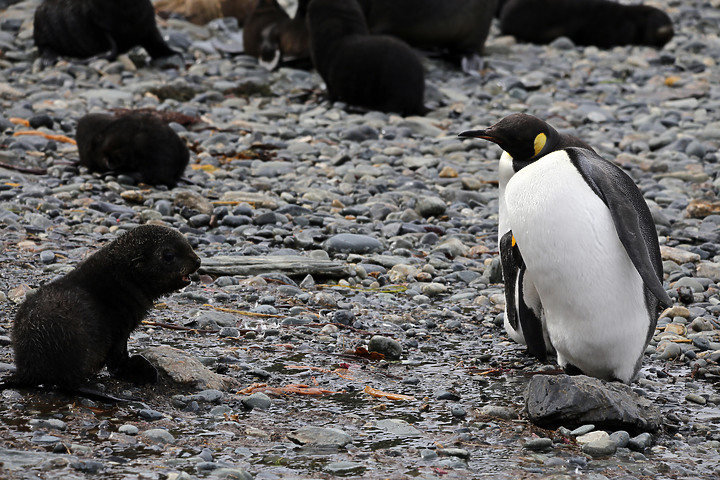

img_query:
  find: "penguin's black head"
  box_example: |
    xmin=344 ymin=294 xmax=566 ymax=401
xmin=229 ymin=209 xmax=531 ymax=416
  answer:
xmin=458 ymin=113 xmax=563 ymax=167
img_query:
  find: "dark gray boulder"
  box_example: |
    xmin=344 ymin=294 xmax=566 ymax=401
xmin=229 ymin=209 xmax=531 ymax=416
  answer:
xmin=525 ymin=375 xmax=663 ymax=433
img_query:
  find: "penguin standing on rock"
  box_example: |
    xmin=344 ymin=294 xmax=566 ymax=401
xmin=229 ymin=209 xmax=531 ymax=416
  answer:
xmin=459 ymin=114 xmax=672 ymax=383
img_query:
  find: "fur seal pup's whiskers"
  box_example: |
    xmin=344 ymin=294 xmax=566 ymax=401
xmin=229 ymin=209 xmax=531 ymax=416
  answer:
xmin=10 ymin=225 xmax=201 ymax=390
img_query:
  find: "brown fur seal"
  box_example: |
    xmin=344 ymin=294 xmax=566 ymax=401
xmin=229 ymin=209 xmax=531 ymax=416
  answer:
xmin=498 ymin=0 xmax=674 ymax=48
xmin=357 ymin=0 xmax=496 ymax=71
xmin=242 ymin=0 xmax=311 ymax=70
xmin=307 ymin=0 xmax=426 ymax=116
xmin=10 ymin=225 xmax=201 ymax=388
xmin=33 ymin=0 xmax=179 ymax=64
xmin=76 ymin=111 xmax=190 ymax=188
xmin=155 ymin=0 xmax=256 ymax=26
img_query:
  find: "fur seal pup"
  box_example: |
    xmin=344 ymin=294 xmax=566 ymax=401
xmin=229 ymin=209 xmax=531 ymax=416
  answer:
xmin=155 ymin=0 xmax=256 ymax=26
xmin=357 ymin=0 xmax=496 ymax=72
xmin=461 ymin=114 xmax=672 ymax=383
xmin=76 ymin=111 xmax=190 ymax=188
xmin=242 ymin=0 xmax=310 ymax=70
xmin=307 ymin=0 xmax=426 ymax=116
xmin=33 ymin=0 xmax=179 ymax=64
xmin=498 ymin=0 xmax=674 ymax=48
xmin=10 ymin=225 xmax=201 ymax=389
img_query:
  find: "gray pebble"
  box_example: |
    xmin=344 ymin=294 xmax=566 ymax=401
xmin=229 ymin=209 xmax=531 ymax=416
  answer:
xmin=524 ymin=438 xmax=553 ymax=451
xmin=241 ymin=392 xmax=272 ymax=410
xmin=367 ymin=335 xmax=403 ymax=360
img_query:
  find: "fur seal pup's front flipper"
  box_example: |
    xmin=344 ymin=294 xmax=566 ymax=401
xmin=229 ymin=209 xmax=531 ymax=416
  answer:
xmin=565 ymin=147 xmax=672 ymax=309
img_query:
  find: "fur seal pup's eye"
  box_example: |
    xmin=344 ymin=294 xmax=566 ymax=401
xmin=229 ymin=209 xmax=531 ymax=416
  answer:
xmin=161 ymin=250 xmax=177 ymax=263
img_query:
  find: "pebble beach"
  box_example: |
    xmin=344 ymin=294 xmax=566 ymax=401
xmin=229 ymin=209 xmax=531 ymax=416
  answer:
xmin=0 ymin=0 xmax=719 ymax=479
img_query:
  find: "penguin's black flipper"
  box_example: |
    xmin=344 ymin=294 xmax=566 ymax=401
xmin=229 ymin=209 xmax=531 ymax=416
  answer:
xmin=499 ymin=230 xmax=520 ymax=331
xmin=566 ymin=147 xmax=672 ymax=308
xmin=517 ymin=267 xmax=548 ymax=362
xmin=500 ymin=230 xmax=548 ymax=361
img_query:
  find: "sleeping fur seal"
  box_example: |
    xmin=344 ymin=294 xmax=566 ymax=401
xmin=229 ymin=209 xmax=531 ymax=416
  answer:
xmin=498 ymin=0 xmax=674 ymax=48
xmin=33 ymin=0 xmax=179 ymax=64
xmin=76 ymin=111 xmax=190 ymax=188
xmin=10 ymin=225 xmax=201 ymax=388
xmin=357 ymin=0 xmax=496 ymax=71
xmin=307 ymin=0 xmax=426 ymax=116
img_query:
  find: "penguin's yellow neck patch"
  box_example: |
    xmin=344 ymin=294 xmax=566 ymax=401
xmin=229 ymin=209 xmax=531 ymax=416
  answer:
xmin=511 ymin=235 xmax=516 ymax=247
xmin=533 ymin=133 xmax=547 ymax=157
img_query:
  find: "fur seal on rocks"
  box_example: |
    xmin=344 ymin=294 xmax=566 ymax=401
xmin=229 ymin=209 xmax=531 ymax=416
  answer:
xmin=33 ymin=0 xmax=179 ymax=64
xmin=156 ymin=0 xmax=256 ymax=26
xmin=10 ymin=225 xmax=201 ymax=389
xmin=307 ymin=0 xmax=426 ymax=116
xmin=242 ymin=0 xmax=311 ymax=70
xmin=357 ymin=0 xmax=496 ymax=72
xmin=76 ymin=111 xmax=190 ymax=187
xmin=498 ymin=0 xmax=674 ymax=48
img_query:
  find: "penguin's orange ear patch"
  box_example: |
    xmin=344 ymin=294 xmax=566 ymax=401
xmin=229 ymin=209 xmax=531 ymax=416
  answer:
xmin=533 ymin=133 xmax=547 ymax=157
xmin=511 ymin=235 xmax=516 ymax=247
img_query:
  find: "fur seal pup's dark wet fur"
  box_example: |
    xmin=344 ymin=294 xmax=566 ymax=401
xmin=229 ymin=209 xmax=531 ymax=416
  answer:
xmin=76 ymin=111 xmax=190 ymax=187
xmin=357 ymin=0 xmax=496 ymax=70
xmin=243 ymin=0 xmax=311 ymax=69
xmin=11 ymin=225 xmax=201 ymax=389
xmin=307 ymin=0 xmax=426 ymax=116
xmin=498 ymin=0 xmax=674 ymax=48
xmin=33 ymin=0 xmax=179 ymax=64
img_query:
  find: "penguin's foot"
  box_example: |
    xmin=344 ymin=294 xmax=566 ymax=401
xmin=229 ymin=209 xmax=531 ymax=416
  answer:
xmin=563 ymin=363 xmax=584 ymax=376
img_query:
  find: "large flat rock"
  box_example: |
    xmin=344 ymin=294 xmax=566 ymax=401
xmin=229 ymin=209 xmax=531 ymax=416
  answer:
xmin=525 ymin=375 xmax=663 ymax=433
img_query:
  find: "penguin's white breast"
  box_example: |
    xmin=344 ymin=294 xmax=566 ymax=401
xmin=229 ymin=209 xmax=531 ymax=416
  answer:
xmin=497 ymin=151 xmax=515 ymax=243
xmin=503 ymin=150 xmax=645 ymax=322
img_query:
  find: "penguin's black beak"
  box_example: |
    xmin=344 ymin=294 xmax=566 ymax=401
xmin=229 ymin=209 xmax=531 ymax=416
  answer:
xmin=458 ymin=129 xmax=487 ymax=138
xmin=458 ymin=129 xmax=503 ymax=146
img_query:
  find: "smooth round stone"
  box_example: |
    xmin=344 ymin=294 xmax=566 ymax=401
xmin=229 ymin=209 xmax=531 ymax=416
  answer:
xmin=438 ymin=448 xmax=470 ymax=459
xmin=415 ymin=196 xmax=446 ymax=217
xmin=139 ymin=409 xmax=164 ymax=421
xmin=219 ymin=327 xmax=239 ymax=337
xmin=576 ymin=431 xmax=609 ymax=445
xmin=39 ymin=250 xmax=55 ymax=264
xmin=367 ymin=335 xmax=403 ymax=360
xmin=628 ymin=432 xmax=653 ymax=451
xmin=609 ymin=430 xmax=630 ymax=448
xmin=436 ymin=391 xmax=461 ymax=401
xmin=524 ymin=438 xmax=553 ymax=451
xmin=71 ymin=460 xmax=104 ymax=473
xmin=686 ymin=393 xmax=707 ymax=405
xmin=287 ymin=426 xmax=353 ymax=447
xmin=375 ymin=419 xmax=421 ymax=437
xmin=582 ymin=437 xmax=617 ymax=458
xmin=323 ymin=233 xmax=383 ymax=254
xmin=421 ymin=282 xmax=448 ymax=297
xmin=420 ymin=449 xmax=438 ymax=460
xmin=478 ymin=405 xmax=517 ymax=420
xmin=142 ymin=428 xmax=175 ymax=444
xmin=241 ymin=392 xmax=272 ymax=410
xmin=325 ymin=461 xmax=365 ymax=475
xmin=213 ymin=468 xmax=253 ymax=480
xmin=571 ymin=424 xmax=595 ymax=436
xmin=656 ymin=341 xmax=682 ymax=359
xmin=29 ymin=418 xmax=66 ymax=431
xmin=450 ymin=405 xmax=467 ymax=417
xmin=118 ymin=424 xmax=139 ymax=435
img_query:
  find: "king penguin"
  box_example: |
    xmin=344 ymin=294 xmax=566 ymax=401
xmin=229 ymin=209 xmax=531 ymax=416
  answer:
xmin=459 ymin=114 xmax=672 ymax=383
